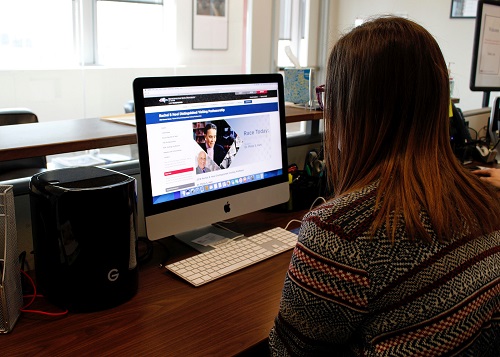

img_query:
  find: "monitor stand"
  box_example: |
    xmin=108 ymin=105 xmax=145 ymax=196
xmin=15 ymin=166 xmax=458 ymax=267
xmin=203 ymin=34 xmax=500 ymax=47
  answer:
xmin=174 ymin=225 xmax=243 ymax=253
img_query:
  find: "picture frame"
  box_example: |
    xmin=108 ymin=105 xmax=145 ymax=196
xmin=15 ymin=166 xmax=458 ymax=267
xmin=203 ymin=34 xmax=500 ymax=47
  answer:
xmin=192 ymin=0 xmax=228 ymax=50
xmin=450 ymin=0 xmax=478 ymax=18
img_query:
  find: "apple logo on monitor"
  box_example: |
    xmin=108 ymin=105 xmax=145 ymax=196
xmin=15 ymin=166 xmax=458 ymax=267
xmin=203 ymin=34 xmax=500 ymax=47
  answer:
xmin=224 ymin=201 xmax=231 ymax=213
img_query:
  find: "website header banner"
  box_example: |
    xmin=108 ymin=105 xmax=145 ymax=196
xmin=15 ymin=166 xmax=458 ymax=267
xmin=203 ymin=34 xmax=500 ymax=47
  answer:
xmin=145 ymin=102 xmax=279 ymax=124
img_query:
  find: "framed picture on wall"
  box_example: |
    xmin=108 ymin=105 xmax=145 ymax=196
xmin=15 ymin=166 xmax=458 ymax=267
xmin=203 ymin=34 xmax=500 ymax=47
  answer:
xmin=192 ymin=0 xmax=228 ymax=50
xmin=450 ymin=0 xmax=478 ymax=18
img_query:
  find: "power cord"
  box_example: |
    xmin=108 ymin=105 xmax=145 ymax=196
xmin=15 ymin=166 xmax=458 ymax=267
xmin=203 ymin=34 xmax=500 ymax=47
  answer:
xmin=284 ymin=219 xmax=302 ymax=230
xmin=137 ymin=236 xmax=154 ymax=264
xmin=20 ymin=269 xmax=68 ymax=317
xmin=310 ymin=196 xmax=327 ymax=210
xmin=468 ymin=127 xmax=479 ymax=141
xmin=154 ymin=240 xmax=172 ymax=268
xmin=283 ymin=195 xmax=328 ymax=232
xmin=137 ymin=236 xmax=172 ymax=268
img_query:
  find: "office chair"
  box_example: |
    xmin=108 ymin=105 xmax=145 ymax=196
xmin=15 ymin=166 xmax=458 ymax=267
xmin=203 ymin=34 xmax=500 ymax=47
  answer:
xmin=124 ymin=100 xmax=134 ymax=113
xmin=0 ymin=108 xmax=47 ymax=181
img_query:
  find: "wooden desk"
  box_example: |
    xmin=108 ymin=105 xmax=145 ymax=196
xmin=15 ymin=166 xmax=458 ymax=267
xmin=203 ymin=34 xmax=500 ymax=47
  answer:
xmin=283 ymin=106 xmax=323 ymax=123
xmin=0 ymin=118 xmax=137 ymax=161
xmin=2 ymin=209 xmax=306 ymax=356
xmin=0 ymin=107 xmax=322 ymax=162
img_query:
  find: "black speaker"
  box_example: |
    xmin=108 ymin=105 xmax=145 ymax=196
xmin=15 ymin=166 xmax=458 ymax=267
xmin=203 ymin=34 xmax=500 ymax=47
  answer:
xmin=29 ymin=166 xmax=138 ymax=312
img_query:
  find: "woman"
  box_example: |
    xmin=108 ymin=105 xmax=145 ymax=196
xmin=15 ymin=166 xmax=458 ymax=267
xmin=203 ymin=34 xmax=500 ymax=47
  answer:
xmin=269 ymin=16 xmax=500 ymax=356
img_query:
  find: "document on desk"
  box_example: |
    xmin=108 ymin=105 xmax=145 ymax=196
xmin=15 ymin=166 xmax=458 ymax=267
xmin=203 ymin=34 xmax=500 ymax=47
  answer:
xmin=100 ymin=114 xmax=136 ymax=126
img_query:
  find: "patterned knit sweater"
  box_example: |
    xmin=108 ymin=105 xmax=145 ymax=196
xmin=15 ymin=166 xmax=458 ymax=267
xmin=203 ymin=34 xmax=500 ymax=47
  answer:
xmin=269 ymin=182 xmax=500 ymax=356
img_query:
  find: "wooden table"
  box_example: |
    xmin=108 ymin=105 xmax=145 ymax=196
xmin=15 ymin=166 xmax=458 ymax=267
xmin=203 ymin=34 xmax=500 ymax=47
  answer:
xmin=0 ymin=107 xmax=323 ymax=162
xmin=0 ymin=118 xmax=135 ymax=161
xmin=2 ymin=208 xmax=307 ymax=356
xmin=284 ymin=105 xmax=323 ymax=123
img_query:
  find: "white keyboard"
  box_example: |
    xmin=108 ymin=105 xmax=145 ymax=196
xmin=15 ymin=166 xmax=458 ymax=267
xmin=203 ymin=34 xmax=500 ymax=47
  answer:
xmin=165 ymin=227 xmax=298 ymax=286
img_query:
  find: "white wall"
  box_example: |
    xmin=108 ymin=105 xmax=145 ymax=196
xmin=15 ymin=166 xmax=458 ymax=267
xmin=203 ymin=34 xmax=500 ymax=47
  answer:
xmin=248 ymin=0 xmax=275 ymax=74
xmin=327 ymin=0 xmax=491 ymax=111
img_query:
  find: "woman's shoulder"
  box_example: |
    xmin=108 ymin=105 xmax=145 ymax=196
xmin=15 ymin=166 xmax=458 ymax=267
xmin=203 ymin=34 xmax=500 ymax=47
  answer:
xmin=296 ymin=183 xmax=378 ymax=269
xmin=305 ymin=182 xmax=378 ymax=223
xmin=300 ymin=182 xmax=378 ymax=246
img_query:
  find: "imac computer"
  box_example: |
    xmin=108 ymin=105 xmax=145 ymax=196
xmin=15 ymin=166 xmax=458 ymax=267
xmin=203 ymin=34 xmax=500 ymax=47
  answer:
xmin=133 ymin=74 xmax=290 ymax=249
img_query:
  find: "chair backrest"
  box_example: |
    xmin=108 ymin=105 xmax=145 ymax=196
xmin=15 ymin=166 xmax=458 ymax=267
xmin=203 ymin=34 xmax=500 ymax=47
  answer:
xmin=124 ymin=100 xmax=135 ymax=113
xmin=0 ymin=108 xmax=47 ymax=180
xmin=0 ymin=108 xmax=39 ymax=126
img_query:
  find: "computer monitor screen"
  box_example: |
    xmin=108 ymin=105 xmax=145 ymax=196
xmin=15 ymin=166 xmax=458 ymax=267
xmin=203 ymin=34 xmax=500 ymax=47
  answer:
xmin=470 ymin=0 xmax=500 ymax=91
xmin=133 ymin=74 xmax=290 ymax=245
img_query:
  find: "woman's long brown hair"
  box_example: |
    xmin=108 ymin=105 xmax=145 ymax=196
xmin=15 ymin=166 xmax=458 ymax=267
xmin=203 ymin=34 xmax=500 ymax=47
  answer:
xmin=324 ymin=16 xmax=500 ymax=242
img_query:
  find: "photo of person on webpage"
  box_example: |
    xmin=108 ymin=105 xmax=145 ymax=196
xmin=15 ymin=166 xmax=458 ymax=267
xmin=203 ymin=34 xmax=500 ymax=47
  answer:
xmin=199 ymin=122 xmax=226 ymax=168
xmin=195 ymin=150 xmax=211 ymax=174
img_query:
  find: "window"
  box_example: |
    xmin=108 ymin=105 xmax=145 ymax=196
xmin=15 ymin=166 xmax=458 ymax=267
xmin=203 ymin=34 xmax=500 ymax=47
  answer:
xmin=277 ymin=0 xmax=307 ymax=68
xmin=286 ymin=121 xmax=307 ymax=137
xmin=96 ymin=0 xmax=175 ymax=66
xmin=0 ymin=0 xmax=75 ymax=69
xmin=277 ymin=0 xmax=327 ymax=144
xmin=279 ymin=0 xmax=309 ymax=138
xmin=0 ymin=0 xmax=174 ymax=69
xmin=286 ymin=120 xmax=323 ymax=148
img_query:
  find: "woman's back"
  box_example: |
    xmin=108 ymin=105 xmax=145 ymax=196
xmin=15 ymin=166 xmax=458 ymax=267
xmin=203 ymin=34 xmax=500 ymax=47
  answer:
xmin=270 ymin=182 xmax=500 ymax=355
